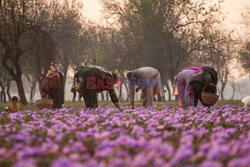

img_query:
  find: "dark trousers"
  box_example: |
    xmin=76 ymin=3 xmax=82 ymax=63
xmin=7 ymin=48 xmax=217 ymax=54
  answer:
xmin=42 ymin=71 xmax=64 ymax=109
xmin=72 ymin=92 xmax=76 ymax=102
xmin=190 ymin=81 xmax=204 ymax=107
xmin=83 ymin=89 xmax=98 ymax=108
xmin=49 ymin=88 xmax=62 ymax=109
xmin=72 ymin=92 xmax=82 ymax=102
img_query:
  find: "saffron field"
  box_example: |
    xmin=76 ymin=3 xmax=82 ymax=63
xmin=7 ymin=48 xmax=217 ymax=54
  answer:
xmin=0 ymin=101 xmax=249 ymax=167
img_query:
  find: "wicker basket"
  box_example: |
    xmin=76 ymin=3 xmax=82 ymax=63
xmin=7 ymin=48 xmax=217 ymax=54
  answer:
xmin=201 ymin=84 xmax=219 ymax=106
xmin=35 ymin=99 xmax=53 ymax=110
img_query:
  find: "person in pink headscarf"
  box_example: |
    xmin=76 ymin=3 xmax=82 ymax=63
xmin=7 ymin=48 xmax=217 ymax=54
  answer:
xmin=173 ymin=66 xmax=218 ymax=107
xmin=173 ymin=67 xmax=202 ymax=107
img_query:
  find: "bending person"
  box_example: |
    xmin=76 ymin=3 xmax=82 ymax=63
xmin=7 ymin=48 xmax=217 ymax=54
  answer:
xmin=173 ymin=66 xmax=218 ymax=107
xmin=127 ymin=67 xmax=164 ymax=109
xmin=189 ymin=66 xmax=218 ymax=106
xmin=42 ymin=70 xmax=64 ymax=109
xmin=73 ymin=65 xmax=122 ymax=110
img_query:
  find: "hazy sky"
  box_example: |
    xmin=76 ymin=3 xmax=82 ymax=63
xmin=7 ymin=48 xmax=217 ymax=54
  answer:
xmin=81 ymin=0 xmax=249 ymax=31
xmin=81 ymin=0 xmax=102 ymax=23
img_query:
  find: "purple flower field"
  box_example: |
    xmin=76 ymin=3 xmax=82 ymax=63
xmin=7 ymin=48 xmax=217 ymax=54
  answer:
xmin=0 ymin=105 xmax=249 ymax=167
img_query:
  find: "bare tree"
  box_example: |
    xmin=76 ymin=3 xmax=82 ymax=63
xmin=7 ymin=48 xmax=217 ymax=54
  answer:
xmin=54 ymin=0 xmax=84 ymax=102
xmin=238 ymin=6 xmax=250 ymax=74
xmin=0 ymin=63 xmax=12 ymax=102
xmin=195 ymin=28 xmax=238 ymax=100
xmin=0 ymin=0 xmax=59 ymax=104
xmin=101 ymin=0 xmax=223 ymax=101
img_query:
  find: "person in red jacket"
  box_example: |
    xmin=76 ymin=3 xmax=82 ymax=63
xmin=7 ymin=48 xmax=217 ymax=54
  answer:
xmin=42 ymin=70 xmax=64 ymax=108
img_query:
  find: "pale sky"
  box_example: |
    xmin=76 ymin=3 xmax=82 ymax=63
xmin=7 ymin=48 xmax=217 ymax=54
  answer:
xmin=81 ymin=0 xmax=250 ymax=31
xmin=222 ymin=0 xmax=249 ymax=30
xmin=81 ymin=0 xmax=102 ymax=23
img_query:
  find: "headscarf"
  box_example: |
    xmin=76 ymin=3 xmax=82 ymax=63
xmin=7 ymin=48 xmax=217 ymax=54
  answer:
xmin=183 ymin=67 xmax=202 ymax=74
xmin=42 ymin=70 xmax=61 ymax=93
xmin=202 ymin=66 xmax=218 ymax=85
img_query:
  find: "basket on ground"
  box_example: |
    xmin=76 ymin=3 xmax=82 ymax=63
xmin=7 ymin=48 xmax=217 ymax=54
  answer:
xmin=35 ymin=99 xmax=53 ymax=110
xmin=201 ymin=84 xmax=219 ymax=106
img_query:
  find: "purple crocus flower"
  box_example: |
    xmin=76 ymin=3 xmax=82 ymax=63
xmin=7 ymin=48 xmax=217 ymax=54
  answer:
xmin=14 ymin=159 xmax=36 ymax=167
xmin=51 ymin=157 xmax=81 ymax=167
xmin=200 ymin=161 xmax=223 ymax=167
xmin=95 ymin=147 xmax=114 ymax=158
xmin=228 ymin=156 xmax=250 ymax=167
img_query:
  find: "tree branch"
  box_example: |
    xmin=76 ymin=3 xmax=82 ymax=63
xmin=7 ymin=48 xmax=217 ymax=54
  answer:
xmin=2 ymin=54 xmax=16 ymax=79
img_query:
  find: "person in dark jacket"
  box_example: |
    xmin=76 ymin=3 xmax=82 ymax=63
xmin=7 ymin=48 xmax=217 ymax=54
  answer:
xmin=73 ymin=65 xmax=122 ymax=110
xmin=189 ymin=66 xmax=218 ymax=106
xmin=42 ymin=70 xmax=64 ymax=109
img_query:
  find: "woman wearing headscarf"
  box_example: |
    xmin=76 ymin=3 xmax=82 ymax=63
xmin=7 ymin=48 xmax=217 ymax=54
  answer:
xmin=189 ymin=66 xmax=218 ymax=106
xmin=73 ymin=65 xmax=122 ymax=110
xmin=173 ymin=66 xmax=218 ymax=107
xmin=42 ymin=70 xmax=64 ymax=108
xmin=127 ymin=67 xmax=164 ymax=109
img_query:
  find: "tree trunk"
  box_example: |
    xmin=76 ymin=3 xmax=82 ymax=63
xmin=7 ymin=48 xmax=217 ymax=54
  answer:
xmin=62 ymin=64 xmax=69 ymax=104
xmin=29 ymin=80 xmax=37 ymax=100
xmin=0 ymin=82 xmax=3 ymax=102
xmin=220 ymin=82 xmax=227 ymax=100
xmin=162 ymin=94 xmax=166 ymax=101
xmin=124 ymin=82 xmax=129 ymax=102
xmin=231 ymin=83 xmax=236 ymax=100
xmin=0 ymin=91 xmax=2 ymax=102
xmin=2 ymin=86 xmax=6 ymax=103
xmin=218 ymin=67 xmax=229 ymax=101
xmin=169 ymin=76 xmax=178 ymax=101
xmin=26 ymin=75 xmax=37 ymax=100
xmin=162 ymin=84 xmax=166 ymax=101
xmin=37 ymin=78 xmax=43 ymax=97
xmin=106 ymin=91 xmax=109 ymax=101
xmin=35 ymin=46 xmax=52 ymax=98
xmin=15 ymin=75 xmax=28 ymax=104
xmin=164 ymin=83 xmax=171 ymax=101
xmin=37 ymin=74 xmax=48 ymax=98
xmin=0 ymin=88 xmax=2 ymax=102
xmin=61 ymin=75 xmax=66 ymax=104
xmin=119 ymin=82 xmax=123 ymax=101
xmin=6 ymin=80 xmax=11 ymax=102
xmin=0 ymin=84 xmax=6 ymax=102
xmin=2 ymin=56 xmax=28 ymax=105
xmin=101 ymin=91 xmax=104 ymax=101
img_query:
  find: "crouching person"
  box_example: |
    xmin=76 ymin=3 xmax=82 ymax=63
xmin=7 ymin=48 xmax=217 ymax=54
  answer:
xmin=173 ymin=66 xmax=218 ymax=107
xmin=73 ymin=65 xmax=122 ymax=111
xmin=42 ymin=70 xmax=64 ymax=109
xmin=189 ymin=66 xmax=218 ymax=107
